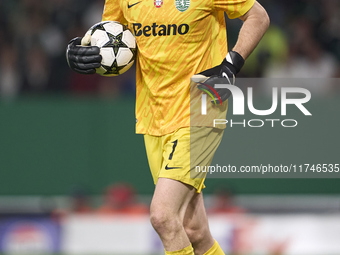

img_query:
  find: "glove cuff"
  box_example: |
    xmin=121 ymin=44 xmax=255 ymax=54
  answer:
xmin=225 ymin=51 xmax=245 ymax=74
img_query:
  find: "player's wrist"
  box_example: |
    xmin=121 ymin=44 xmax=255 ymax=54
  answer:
xmin=223 ymin=51 xmax=245 ymax=74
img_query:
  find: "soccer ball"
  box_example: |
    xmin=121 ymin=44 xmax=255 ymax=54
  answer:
xmin=85 ymin=21 xmax=137 ymax=76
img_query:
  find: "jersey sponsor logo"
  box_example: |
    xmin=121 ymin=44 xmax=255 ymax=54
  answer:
xmin=127 ymin=1 xmax=142 ymax=8
xmin=154 ymin=0 xmax=163 ymax=8
xmin=165 ymin=164 xmax=182 ymax=170
xmin=132 ymin=23 xmax=189 ymax=37
xmin=175 ymin=0 xmax=190 ymax=12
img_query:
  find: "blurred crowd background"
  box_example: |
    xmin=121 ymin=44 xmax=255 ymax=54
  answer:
xmin=0 ymin=0 xmax=339 ymax=99
xmin=0 ymin=0 xmax=135 ymax=99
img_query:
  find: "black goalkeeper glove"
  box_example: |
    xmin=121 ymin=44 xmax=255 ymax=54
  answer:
xmin=66 ymin=34 xmax=102 ymax=74
xmin=191 ymin=51 xmax=245 ymax=104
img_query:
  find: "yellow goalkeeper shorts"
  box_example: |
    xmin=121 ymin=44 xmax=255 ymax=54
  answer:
xmin=144 ymin=126 xmax=224 ymax=193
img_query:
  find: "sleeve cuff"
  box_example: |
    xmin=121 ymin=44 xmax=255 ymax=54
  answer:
xmin=226 ymin=0 xmax=255 ymax=19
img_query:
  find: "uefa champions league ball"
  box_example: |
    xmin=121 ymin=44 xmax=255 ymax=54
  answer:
xmin=85 ymin=21 xmax=137 ymax=76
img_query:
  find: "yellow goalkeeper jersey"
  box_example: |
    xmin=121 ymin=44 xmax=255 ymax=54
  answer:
xmin=102 ymin=0 xmax=255 ymax=136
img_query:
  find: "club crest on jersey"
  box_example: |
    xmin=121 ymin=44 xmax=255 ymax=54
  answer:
xmin=154 ymin=0 xmax=163 ymax=8
xmin=175 ymin=0 xmax=190 ymax=12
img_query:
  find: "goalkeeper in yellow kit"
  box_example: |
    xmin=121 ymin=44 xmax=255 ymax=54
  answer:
xmin=66 ymin=0 xmax=269 ymax=253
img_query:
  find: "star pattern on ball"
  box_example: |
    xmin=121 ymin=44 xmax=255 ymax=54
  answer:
xmin=104 ymin=33 xmax=128 ymax=56
xmin=87 ymin=21 xmax=136 ymax=76
xmin=103 ymin=61 xmax=127 ymax=75
xmin=90 ymin=23 xmax=108 ymax=35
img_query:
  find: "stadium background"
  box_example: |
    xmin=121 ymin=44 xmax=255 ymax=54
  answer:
xmin=0 ymin=0 xmax=340 ymax=254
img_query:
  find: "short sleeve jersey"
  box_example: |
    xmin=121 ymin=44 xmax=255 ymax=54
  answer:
xmin=103 ymin=0 xmax=255 ymax=136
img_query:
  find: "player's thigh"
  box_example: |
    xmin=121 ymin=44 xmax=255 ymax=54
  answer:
xmin=150 ymin=177 xmax=197 ymax=221
xmin=158 ymin=127 xmax=224 ymax=193
xmin=145 ymin=127 xmax=200 ymax=190
xmin=148 ymin=126 xmax=224 ymax=216
xmin=144 ymin=134 xmax=163 ymax=185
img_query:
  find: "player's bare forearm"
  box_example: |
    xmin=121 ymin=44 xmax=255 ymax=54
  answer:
xmin=232 ymin=1 xmax=270 ymax=60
